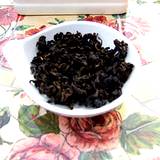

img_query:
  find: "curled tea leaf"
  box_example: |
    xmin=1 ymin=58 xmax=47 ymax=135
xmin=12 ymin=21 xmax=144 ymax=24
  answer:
xmin=30 ymin=32 xmax=134 ymax=109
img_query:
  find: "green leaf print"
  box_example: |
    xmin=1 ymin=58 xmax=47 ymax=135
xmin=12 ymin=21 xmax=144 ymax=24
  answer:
xmin=12 ymin=89 xmax=24 ymax=96
xmin=154 ymin=0 xmax=160 ymax=3
xmin=18 ymin=105 xmax=60 ymax=137
xmin=0 ymin=107 xmax=10 ymax=128
xmin=120 ymin=113 xmax=160 ymax=155
xmin=15 ymin=25 xmax=33 ymax=31
xmin=48 ymin=18 xmax=65 ymax=25
xmin=0 ymin=135 xmax=12 ymax=145
xmin=136 ymin=0 xmax=146 ymax=4
xmin=112 ymin=13 xmax=127 ymax=19
xmin=77 ymin=15 xmax=86 ymax=21
xmin=79 ymin=151 xmax=112 ymax=160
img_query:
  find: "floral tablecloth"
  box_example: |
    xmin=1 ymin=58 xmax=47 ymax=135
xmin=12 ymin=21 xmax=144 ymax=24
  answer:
xmin=1 ymin=0 xmax=160 ymax=160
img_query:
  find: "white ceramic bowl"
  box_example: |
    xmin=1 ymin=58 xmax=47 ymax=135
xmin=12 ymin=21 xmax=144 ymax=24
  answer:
xmin=4 ymin=21 xmax=140 ymax=117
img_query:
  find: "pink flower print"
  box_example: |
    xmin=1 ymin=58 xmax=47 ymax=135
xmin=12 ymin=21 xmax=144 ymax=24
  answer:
xmin=84 ymin=15 xmax=118 ymax=29
xmin=59 ymin=111 xmax=122 ymax=151
xmin=119 ymin=16 xmax=150 ymax=41
xmin=8 ymin=133 xmax=80 ymax=160
xmin=0 ymin=7 xmax=18 ymax=26
xmin=0 ymin=38 xmax=10 ymax=68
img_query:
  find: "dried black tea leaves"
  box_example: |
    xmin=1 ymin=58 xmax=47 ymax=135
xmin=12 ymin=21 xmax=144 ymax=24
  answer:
xmin=30 ymin=32 xmax=134 ymax=109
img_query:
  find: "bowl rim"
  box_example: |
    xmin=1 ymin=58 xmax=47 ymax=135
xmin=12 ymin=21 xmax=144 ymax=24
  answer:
xmin=4 ymin=21 xmax=140 ymax=117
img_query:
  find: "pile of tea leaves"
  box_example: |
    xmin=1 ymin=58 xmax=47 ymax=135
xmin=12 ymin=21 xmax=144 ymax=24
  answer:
xmin=30 ymin=32 xmax=134 ymax=109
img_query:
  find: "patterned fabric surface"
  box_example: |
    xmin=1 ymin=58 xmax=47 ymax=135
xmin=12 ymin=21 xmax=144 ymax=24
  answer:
xmin=1 ymin=0 xmax=160 ymax=159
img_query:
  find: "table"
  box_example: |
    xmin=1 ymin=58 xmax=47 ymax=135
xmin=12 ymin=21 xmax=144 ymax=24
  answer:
xmin=1 ymin=0 xmax=160 ymax=159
